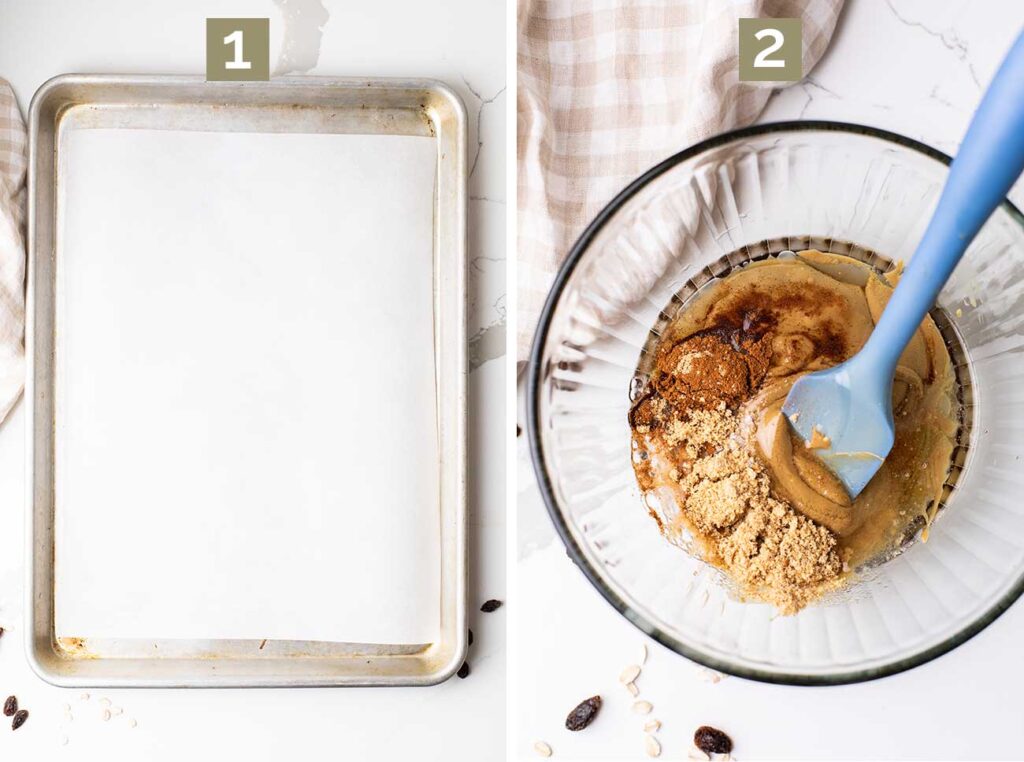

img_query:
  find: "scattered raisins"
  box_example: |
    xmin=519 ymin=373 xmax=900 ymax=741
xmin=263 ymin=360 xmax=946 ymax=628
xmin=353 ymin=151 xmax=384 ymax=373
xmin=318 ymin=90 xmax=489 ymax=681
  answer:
xmin=11 ymin=709 xmax=28 ymax=731
xmin=480 ymin=599 xmax=503 ymax=613
xmin=516 ymin=425 xmax=522 ymax=437
xmin=2 ymin=696 xmax=15 ymax=716
xmin=468 ymin=629 xmax=474 ymax=647
xmin=694 ymin=725 xmax=732 ymax=754
xmin=457 ymin=661 xmax=470 ymax=679
xmin=565 ymin=695 xmax=602 ymax=731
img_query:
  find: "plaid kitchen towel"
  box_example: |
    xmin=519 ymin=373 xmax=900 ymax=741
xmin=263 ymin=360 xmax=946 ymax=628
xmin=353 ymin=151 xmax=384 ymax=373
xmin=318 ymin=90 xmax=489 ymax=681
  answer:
xmin=518 ymin=0 xmax=845 ymax=360
xmin=0 ymin=80 xmax=26 ymax=423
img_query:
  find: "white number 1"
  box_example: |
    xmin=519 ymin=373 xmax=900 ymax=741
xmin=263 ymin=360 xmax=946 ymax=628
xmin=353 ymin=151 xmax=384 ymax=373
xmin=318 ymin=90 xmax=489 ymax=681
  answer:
xmin=753 ymin=28 xmax=786 ymax=68
xmin=223 ymin=30 xmax=252 ymax=70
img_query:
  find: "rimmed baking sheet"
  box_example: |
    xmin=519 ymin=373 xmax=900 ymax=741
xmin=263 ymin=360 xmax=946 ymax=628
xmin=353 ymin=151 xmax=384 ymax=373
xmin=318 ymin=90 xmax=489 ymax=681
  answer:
xmin=27 ymin=75 xmax=466 ymax=686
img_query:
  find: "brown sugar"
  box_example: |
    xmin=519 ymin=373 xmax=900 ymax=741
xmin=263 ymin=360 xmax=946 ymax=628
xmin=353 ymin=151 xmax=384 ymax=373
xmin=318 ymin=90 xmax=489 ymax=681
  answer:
xmin=663 ymin=405 xmax=736 ymax=459
xmin=671 ymin=403 xmax=842 ymax=614
xmin=719 ymin=495 xmax=843 ymax=612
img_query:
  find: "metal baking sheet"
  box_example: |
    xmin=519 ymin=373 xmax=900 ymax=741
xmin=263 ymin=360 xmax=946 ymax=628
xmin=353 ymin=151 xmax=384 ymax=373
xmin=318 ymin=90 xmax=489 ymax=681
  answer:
xmin=26 ymin=75 xmax=467 ymax=686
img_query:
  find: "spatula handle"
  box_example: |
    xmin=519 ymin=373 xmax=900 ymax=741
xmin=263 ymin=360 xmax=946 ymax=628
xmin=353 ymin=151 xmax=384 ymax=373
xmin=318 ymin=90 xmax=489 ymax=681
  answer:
xmin=859 ymin=29 xmax=1024 ymax=375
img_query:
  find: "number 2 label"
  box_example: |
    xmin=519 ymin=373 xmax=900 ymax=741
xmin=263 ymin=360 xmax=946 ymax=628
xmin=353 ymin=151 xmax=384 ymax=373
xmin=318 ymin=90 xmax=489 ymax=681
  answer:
xmin=753 ymin=28 xmax=786 ymax=69
xmin=738 ymin=18 xmax=801 ymax=82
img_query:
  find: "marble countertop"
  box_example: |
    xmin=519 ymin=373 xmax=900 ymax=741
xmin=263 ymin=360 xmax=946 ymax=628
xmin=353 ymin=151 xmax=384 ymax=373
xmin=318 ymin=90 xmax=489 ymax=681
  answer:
xmin=0 ymin=1 xmax=505 ymax=760
xmin=517 ymin=1 xmax=1024 ymax=759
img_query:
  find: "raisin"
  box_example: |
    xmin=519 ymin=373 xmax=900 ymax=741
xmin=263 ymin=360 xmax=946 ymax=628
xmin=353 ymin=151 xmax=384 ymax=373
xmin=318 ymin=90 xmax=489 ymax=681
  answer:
xmin=480 ymin=599 xmax=503 ymax=613
xmin=2 ymin=696 xmax=15 ymax=716
xmin=565 ymin=695 xmax=601 ymax=731
xmin=694 ymin=725 xmax=732 ymax=754
xmin=457 ymin=661 xmax=470 ymax=679
xmin=517 ymin=425 xmax=522 ymax=437
xmin=468 ymin=629 xmax=474 ymax=647
xmin=11 ymin=709 xmax=28 ymax=731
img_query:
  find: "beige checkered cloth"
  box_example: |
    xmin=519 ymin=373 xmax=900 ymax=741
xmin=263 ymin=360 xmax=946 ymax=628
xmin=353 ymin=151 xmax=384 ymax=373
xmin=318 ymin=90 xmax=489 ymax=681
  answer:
xmin=0 ymin=80 xmax=26 ymax=423
xmin=518 ymin=0 xmax=845 ymax=360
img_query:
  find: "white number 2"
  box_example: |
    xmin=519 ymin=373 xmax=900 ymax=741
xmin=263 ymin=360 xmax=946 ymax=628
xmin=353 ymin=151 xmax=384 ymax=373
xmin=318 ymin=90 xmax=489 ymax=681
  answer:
xmin=753 ymin=28 xmax=786 ymax=68
xmin=223 ymin=30 xmax=252 ymax=70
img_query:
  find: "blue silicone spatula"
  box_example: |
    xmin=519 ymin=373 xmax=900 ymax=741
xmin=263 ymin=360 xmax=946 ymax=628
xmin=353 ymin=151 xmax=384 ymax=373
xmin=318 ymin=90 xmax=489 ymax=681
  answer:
xmin=782 ymin=30 xmax=1024 ymax=499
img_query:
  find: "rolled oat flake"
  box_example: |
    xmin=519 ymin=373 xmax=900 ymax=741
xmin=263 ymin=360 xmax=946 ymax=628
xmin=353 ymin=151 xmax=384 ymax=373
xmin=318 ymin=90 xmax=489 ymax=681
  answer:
xmin=644 ymin=734 xmax=661 ymax=758
xmin=618 ymin=664 xmax=641 ymax=684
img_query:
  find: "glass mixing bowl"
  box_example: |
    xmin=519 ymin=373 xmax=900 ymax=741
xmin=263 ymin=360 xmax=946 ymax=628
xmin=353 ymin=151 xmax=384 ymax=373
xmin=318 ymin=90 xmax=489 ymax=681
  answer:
xmin=527 ymin=121 xmax=1024 ymax=685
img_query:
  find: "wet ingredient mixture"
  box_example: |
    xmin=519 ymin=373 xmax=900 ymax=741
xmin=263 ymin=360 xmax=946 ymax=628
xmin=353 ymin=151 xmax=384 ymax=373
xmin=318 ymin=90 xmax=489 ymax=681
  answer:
xmin=629 ymin=250 xmax=959 ymax=613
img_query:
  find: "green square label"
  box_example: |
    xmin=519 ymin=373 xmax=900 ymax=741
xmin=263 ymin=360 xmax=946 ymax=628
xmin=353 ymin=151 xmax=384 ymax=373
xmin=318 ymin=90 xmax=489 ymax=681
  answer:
xmin=738 ymin=18 xmax=802 ymax=82
xmin=206 ymin=18 xmax=270 ymax=81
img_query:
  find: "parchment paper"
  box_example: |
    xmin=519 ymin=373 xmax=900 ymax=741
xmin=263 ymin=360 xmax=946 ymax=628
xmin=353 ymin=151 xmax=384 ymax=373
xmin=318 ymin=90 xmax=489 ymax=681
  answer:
xmin=54 ymin=127 xmax=441 ymax=645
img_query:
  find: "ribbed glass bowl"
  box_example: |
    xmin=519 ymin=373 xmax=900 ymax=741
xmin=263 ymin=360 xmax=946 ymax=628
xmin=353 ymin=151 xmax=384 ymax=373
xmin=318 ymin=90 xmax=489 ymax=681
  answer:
xmin=527 ymin=122 xmax=1024 ymax=684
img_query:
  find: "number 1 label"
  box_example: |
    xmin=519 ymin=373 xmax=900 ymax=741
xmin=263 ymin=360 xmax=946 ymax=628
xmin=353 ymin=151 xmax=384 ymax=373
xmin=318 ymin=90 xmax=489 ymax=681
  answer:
xmin=206 ymin=18 xmax=269 ymax=81
xmin=223 ymin=30 xmax=252 ymax=70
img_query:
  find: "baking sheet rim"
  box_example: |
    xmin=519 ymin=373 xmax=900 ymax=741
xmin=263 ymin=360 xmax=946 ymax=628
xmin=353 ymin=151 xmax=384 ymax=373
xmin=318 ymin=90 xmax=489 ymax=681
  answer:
xmin=25 ymin=74 xmax=468 ymax=687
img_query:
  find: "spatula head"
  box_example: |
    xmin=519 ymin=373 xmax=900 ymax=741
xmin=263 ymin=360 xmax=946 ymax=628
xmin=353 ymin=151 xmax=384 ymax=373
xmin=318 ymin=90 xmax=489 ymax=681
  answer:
xmin=781 ymin=363 xmax=895 ymax=499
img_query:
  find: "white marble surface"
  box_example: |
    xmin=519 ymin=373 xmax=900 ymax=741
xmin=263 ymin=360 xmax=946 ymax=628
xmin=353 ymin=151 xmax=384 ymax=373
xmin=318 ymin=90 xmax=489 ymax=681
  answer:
xmin=517 ymin=1 xmax=1024 ymax=759
xmin=0 ymin=1 xmax=505 ymax=760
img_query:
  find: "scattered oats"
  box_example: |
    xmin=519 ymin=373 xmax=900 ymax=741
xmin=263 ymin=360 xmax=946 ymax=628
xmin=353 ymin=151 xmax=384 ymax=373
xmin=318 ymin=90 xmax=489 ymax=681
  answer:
xmin=644 ymin=719 xmax=661 ymax=733
xmin=102 ymin=709 xmax=111 ymax=721
xmin=625 ymin=682 xmax=639 ymax=697
xmin=632 ymin=700 xmax=653 ymax=715
xmin=638 ymin=644 xmax=648 ymax=666
xmin=129 ymin=719 xmax=137 ymax=728
xmin=645 ymin=734 xmax=662 ymax=757
xmin=688 ymin=747 xmax=711 ymax=761
xmin=79 ymin=693 xmax=90 ymax=701
xmin=534 ymin=741 xmax=552 ymax=757
xmin=619 ymin=665 xmax=641 ymax=684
